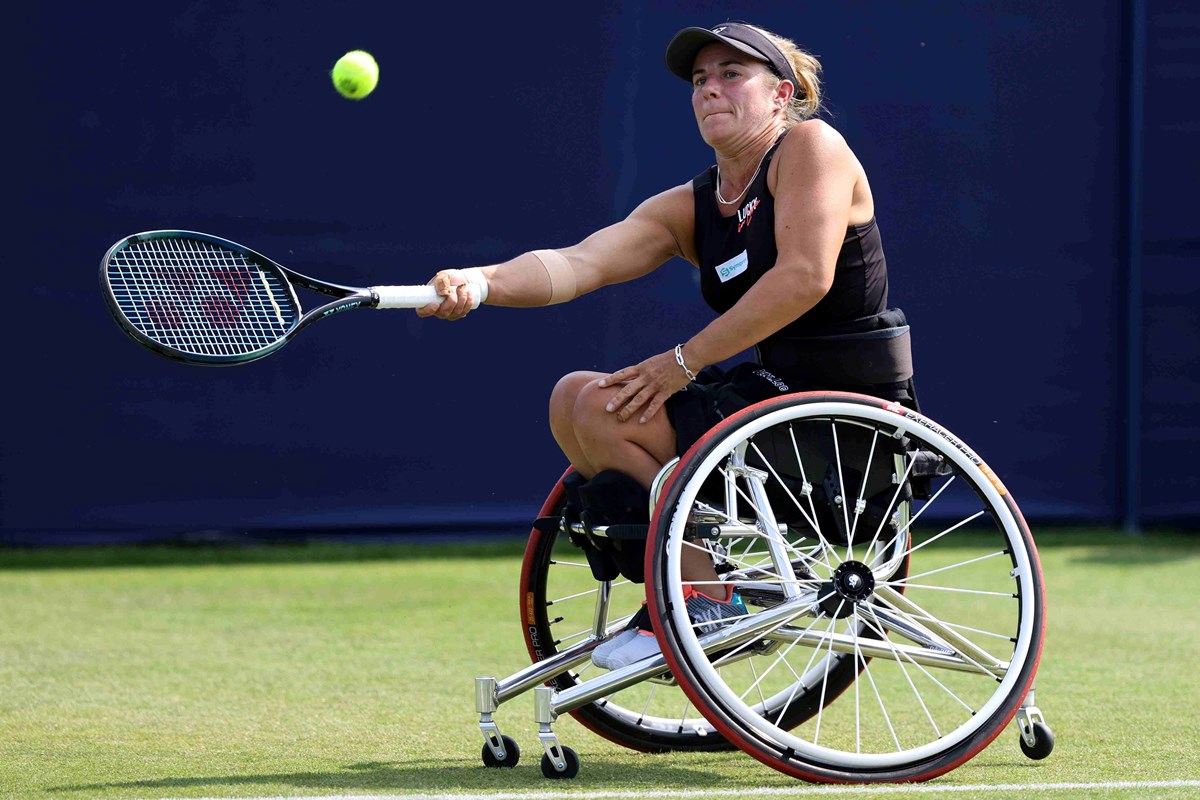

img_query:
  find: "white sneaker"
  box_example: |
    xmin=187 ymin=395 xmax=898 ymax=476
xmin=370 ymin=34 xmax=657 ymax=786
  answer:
xmin=605 ymin=630 xmax=663 ymax=669
xmin=591 ymin=629 xmax=639 ymax=669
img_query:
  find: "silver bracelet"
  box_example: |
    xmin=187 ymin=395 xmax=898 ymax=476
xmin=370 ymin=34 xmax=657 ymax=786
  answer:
xmin=674 ymin=344 xmax=698 ymax=382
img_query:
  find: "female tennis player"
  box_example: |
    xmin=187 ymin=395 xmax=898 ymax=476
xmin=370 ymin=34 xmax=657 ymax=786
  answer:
xmin=418 ymin=21 xmax=919 ymax=668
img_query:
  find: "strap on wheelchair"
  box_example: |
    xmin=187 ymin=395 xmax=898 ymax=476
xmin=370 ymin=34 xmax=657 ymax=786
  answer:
xmin=572 ymin=470 xmax=650 ymax=584
xmin=551 ymin=471 xmax=623 ymax=581
xmin=909 ymin=448 xmax=954 ymax=478
xmin=756 ymin=327 xmax=913 ymax=386
xmin=906 ymin=447 xmax=955 ymax=500
xmin=590 ymin=523 xmax=650 ymax=540
xmin=535 ymin=516 xmax=648 ymax=541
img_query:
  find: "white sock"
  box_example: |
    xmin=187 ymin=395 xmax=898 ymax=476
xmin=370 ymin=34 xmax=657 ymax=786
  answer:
xmin=606 ymin=630 xmax=663 ymax=670
xmin=591 ymin=629 xmax=639 ymax=669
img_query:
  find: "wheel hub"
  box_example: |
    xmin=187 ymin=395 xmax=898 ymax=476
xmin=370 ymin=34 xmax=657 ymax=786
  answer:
xmin=819 ymin=559 xmax=876 ymax=618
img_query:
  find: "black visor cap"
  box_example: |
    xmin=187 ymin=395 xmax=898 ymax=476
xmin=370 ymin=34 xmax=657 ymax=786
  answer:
xmin=665 ymin=22 xmax=798 ymax=88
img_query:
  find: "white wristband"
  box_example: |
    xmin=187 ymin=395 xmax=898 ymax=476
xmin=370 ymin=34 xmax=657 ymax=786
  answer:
xmin=462 ymin=267 xmax=489 ymax=304
xmin=675 ymin=344 xmax=698 ymax=382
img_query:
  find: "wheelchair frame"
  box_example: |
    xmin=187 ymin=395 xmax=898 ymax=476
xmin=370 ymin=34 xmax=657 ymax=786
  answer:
xmin=475 ymin=391 xmax=1055 ymax=781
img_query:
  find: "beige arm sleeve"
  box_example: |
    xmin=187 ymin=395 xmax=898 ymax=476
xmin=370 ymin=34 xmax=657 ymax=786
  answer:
xmin=530 ymin=249 xmax=577 ymax=305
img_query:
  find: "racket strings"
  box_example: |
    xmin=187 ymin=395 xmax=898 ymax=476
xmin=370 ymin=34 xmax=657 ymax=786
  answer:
xmin=107 ymin=238 xmax=298 ymax=357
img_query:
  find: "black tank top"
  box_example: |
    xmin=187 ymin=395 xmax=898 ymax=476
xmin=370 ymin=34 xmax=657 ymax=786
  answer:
xmin=693 ymin=133 xmax=889 ymax=339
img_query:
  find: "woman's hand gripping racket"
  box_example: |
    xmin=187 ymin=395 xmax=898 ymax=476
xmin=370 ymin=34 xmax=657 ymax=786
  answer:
xmin=100 ymin=230 xmax=478 ymax=365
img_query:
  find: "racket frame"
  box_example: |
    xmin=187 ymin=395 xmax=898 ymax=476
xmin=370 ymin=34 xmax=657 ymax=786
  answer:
xmin=101 ymin=230 xmax=384 ymax=366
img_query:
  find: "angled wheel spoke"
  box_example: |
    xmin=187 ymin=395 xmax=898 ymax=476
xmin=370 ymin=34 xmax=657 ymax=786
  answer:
xmin=895 ymin=549 xmax=1012 ymax=584
xmin=878 ymin=507 xmax=987 ymax=570
xmin=860 ymin=605 xmax=944 ymax=737
xmin=852 ymin=607 xmax=902 ymax=753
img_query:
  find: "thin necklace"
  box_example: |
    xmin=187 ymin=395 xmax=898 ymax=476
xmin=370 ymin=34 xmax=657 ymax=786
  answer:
xmin=715 ymin=143 xmax=772 ymax=205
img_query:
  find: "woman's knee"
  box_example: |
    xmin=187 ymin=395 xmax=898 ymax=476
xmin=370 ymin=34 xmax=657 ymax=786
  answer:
xmin=550 ymin=371 xmax=603 ymax=430
xmin=571 ymin=378 xmax=618 ymax=428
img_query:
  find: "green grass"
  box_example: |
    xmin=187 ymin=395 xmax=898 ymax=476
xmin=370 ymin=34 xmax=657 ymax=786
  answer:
xmin=1 ymin=529 xmax=1198 ymax=800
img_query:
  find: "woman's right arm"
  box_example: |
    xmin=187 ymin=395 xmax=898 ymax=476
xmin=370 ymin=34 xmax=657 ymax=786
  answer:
xmin=417 ymin=183 xmax=694 ymax=319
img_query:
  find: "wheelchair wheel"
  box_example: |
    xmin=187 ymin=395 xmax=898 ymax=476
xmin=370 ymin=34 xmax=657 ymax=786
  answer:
xmin=646 ymin=392 xmax=1045 ymax=782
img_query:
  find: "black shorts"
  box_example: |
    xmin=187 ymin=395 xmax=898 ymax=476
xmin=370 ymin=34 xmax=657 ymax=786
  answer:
xmin=664 ymin=361 xmax=920 ymax=457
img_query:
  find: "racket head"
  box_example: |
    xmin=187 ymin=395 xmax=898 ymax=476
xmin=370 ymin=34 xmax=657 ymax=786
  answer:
xmin=101 ymin=230 xmax=304 ymax=365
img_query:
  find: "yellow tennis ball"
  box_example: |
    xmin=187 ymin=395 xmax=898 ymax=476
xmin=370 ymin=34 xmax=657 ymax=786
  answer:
xmin=331 ymin=50 xmax=378 ymax=100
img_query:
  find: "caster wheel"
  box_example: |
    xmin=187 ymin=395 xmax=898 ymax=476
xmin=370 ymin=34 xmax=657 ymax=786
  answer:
xmin=1019 ymin=721 xmax=1055 ymax=760
xmin=481 ymin=735 xmax=520 ymax=768
xmin=540 ymin=746 xmax=580 ymax=779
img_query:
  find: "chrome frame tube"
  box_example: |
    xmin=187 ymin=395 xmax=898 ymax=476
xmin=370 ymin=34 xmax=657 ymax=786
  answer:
xmin=493 ymin=637 xmax=599 ymax=706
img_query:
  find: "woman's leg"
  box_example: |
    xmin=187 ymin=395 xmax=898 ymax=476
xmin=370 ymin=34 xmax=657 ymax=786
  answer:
xmin=568 ymin=374 xmax=676 ymax=486
xmin=550 ymin=370 xmax=676 ymax=484
xmin=548 ymin=371 xmax=602 ymax=477
xmin=549 ymin=371 xmax=726 ymax=598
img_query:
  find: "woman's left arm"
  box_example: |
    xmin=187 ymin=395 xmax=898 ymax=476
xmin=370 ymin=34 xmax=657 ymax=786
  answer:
xmin=603 ymin=121 xmax=859 ymax=424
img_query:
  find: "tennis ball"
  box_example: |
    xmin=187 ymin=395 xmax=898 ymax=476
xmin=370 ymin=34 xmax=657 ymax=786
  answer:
xmin=331 ymin=50 xmax=378 ymax=100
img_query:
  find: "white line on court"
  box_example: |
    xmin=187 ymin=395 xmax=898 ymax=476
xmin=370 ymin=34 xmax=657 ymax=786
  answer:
xmin=149 ymin=780 xmax=1200 ymax=800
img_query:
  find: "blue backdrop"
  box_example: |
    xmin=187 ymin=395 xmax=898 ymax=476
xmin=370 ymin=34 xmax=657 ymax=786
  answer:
xmin=5 ymin=1 xmax=1196 ymax=545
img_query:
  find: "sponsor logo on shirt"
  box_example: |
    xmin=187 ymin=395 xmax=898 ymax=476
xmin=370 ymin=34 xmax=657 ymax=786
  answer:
xmin=715 ymin=249 xmax=749 ymax=283
xmin=737 ymin=196 xmax=760 ymax=233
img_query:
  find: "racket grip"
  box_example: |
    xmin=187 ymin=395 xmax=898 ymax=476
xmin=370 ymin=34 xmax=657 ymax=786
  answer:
xmin=371 ymin=285 xmax=482 ymax=309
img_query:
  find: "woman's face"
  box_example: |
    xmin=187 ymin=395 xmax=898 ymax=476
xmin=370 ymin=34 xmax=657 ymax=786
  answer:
xmin=690 ymin=42 xmax=784 ymax=147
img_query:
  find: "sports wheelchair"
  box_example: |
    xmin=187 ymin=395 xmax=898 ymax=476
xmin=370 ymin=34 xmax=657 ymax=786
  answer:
xmin=474 ymin=391 xmax=1054 ymax=782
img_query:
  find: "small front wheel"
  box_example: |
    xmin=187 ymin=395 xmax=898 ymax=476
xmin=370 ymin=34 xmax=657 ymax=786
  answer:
xmin=481 ymin=735 xmax=520 ymax=768
xmin=540 ymin=746 xmax=580 ymax=779
xmin=1019 ymin=721 xmax=1055 ymax=760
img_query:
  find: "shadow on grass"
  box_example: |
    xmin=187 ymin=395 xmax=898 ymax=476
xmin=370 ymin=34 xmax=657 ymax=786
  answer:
xmin=1029 ymin=527 xmax=1200 ymax=566
xmin=0 ymin=533 xmax=530 ymax=571
xmin=51 ymin=755 xmax=740 ymax=794
xmin=4 ymin=527 xmax=1194 ymax=572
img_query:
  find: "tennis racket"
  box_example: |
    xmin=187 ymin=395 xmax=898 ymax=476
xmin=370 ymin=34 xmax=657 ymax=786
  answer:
xmin=100 ymin=230 xmax=466 ymax=365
